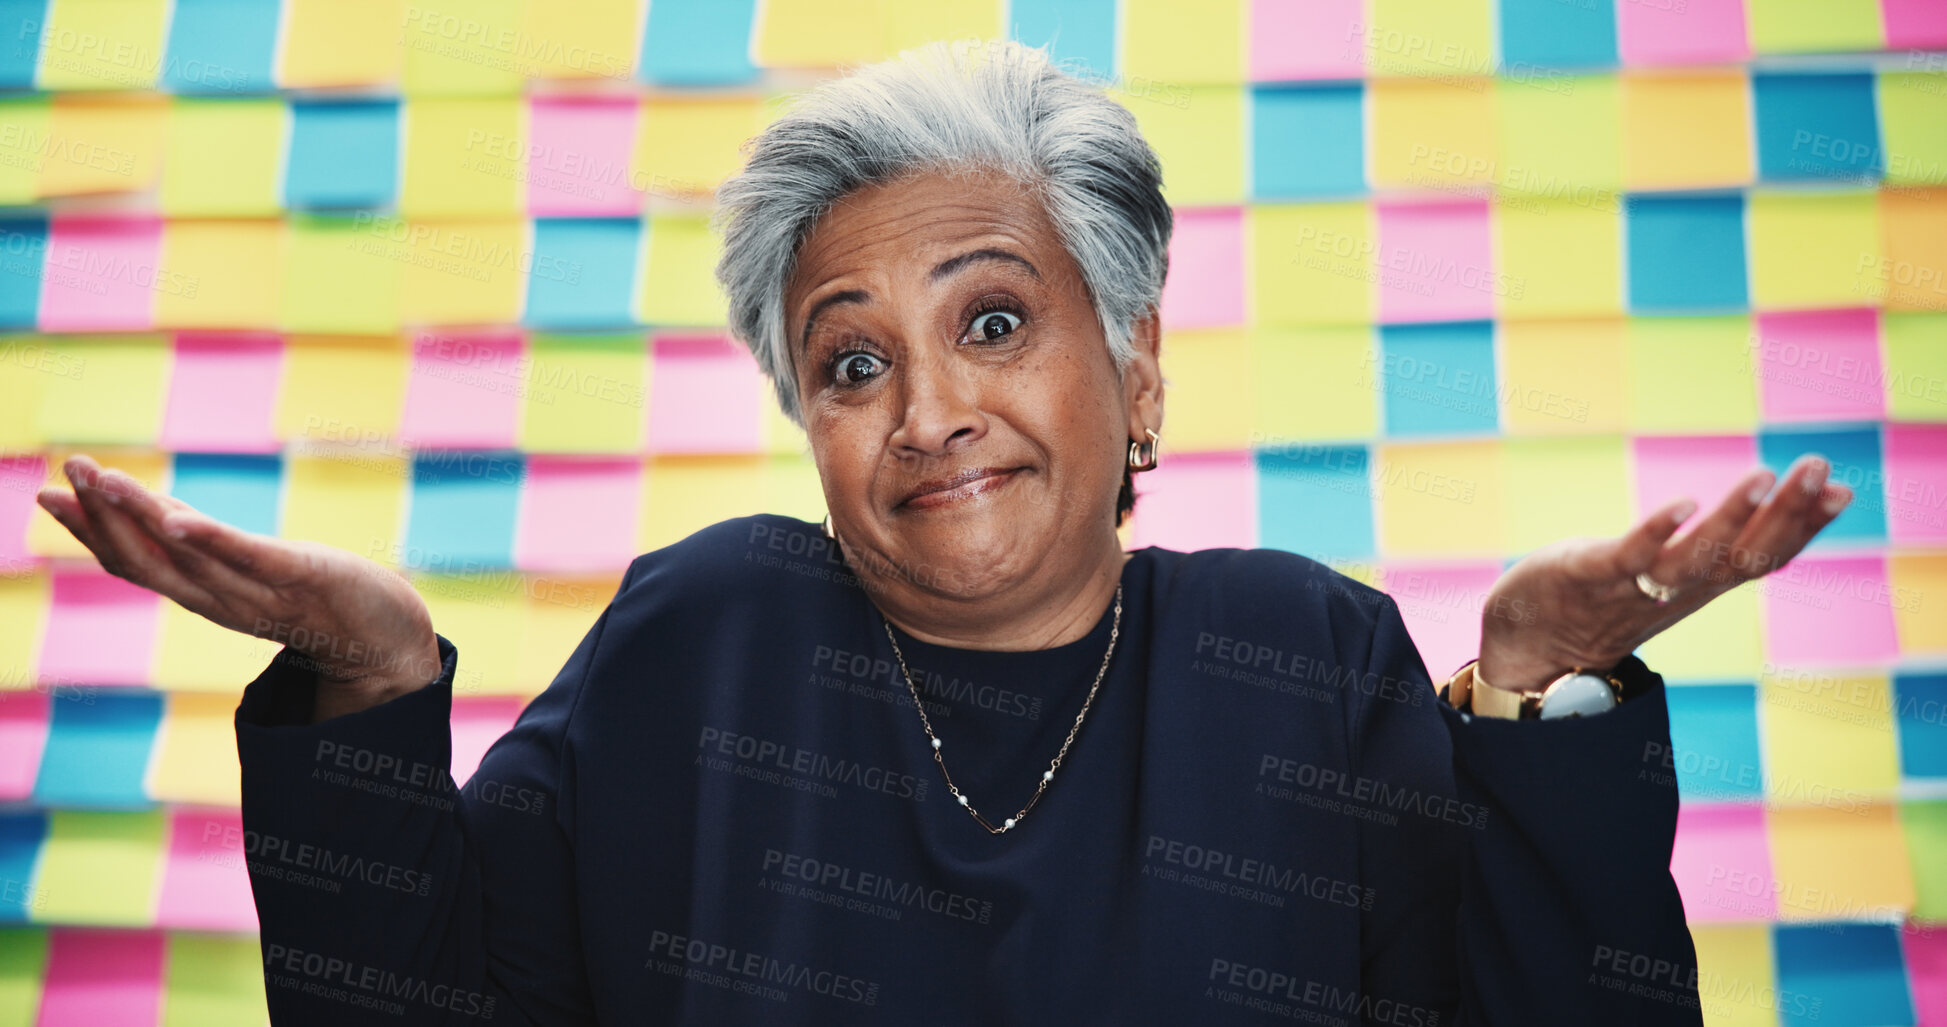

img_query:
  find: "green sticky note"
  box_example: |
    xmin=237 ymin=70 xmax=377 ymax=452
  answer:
xmin=0 ymin=99 xmax=50 ymax=203
xmin=521 ymin=332 xmax=647 ymax=453
xmin=1903 ymin=799 xmax=1947 ymax=921
xmin=1883 ymin=313 xmax=1947 ymax=422
xmin=400 ymin=98 xmax=522 ymax=217
xmin=638 ymin=215 xmax=728 ymax=327
xmin=0 ymin=929 xmax=49 ymax=1027
xmin=1746 ymin=0 xmax=1884 ymax=54
xmin=1253 ymin=202 xmax=1375 ymax=326
xmin=1496 ymin=75 xmax=1623 ymax=198
xmin=36 ymin=334 xmax=170 ymax=445
xmin=163 ymin=933 xmax=269 ymax=1027
xmin=32 ymin=810 xmax=166 ymax=926
xmin=1502 ymin=436 xmax=1631 ymax=555
xmin=280 ymin=216 xmax=403 ymax=334
xmin=161 ymin=98 xmax=287 ymax=216
xmin=1747 ymin=190 xmax=1881 ymax=310
xmin=1624 ymin=315 xmax=1760 ymax=432
xmin=1879 ymin=73 xmax=1947 ymax=187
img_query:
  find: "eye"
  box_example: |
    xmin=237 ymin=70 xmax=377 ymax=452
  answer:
xmin=966 ymin=309 xmax=1023 ymax=343
xmin=832 ymin=350 xmax=886 ymax=386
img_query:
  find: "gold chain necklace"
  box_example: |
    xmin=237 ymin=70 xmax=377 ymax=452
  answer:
xmin=880 ymin=584 xmax=1123 ymax=835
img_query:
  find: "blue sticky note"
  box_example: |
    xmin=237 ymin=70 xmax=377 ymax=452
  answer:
xmin=1378 ymin=321 xmax=1498 ymax=437
xmin=285 ymin=100 xmax=399 ymax=210
xmin=0 ymin=0 xmax=44 ymax=88
xmin=638 ymin=0 xmax=757 ymax=86
xmin=1772 ymin=923 xmax=1914 ymax=1027
xmin=169 ymin=454 xmax=281 ymax=537
xmin=1626 ymin=194 xmax=1748 ymax=312
xmin=526 ymin=219 xmax=641 ymax=330
xmin=1753 ymin=72 xmax=1882 ymax=184
xmin=161 ymin=0 xmax=278 ymax=94
xmin=1256 ymin=445 xmax=1376 ymax=561
xmin=1663 ymin=683 xmax=1765 ymax=800
xmin=0 ymin=812 xmax=46 ymax=922
xmin=31 ymin=692 xmax=162 ymax=808
xmin=1497 ymin=0 xmax=1618 ymax=69
xmin=1010 ymin=0 xmax=1118 ymax=81
xmin=1252 ymin=84 xmax=1364 ymax=199
xmin=1757 ymin=426 xmax=1887 ymax=546
xmin=406 ymin=451 xmax=523 ymax=570
xmin=1896 ymin=672 xmax=1947 ymax=779
xmin=0 ymin=217 xmax=45 ymax=328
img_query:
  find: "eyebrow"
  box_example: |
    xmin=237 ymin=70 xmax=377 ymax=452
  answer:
xmin=797 ymin=248 xmax=1043 ymax=356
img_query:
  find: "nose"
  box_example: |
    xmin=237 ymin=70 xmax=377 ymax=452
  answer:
xmin=888 ymin=341 xmax=987 ymax=461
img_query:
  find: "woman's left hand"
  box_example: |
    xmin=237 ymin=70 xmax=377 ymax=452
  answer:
xmin=1476 ymin=453 xmax=1855 ymax=691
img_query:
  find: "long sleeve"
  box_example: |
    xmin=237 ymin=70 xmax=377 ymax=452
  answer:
xmin=233 ymin=564 xmax=637 ymax=1026
xmin=1352 ymin=594 xmax=1704 ymax=1027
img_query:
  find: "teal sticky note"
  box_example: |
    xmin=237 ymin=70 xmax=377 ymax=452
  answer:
xmin=32 ymin=692 xmax=162 ymax=808
xmin=1771 ymin=924 xmax=1913 ymax=1027
xmin=1378 ymin=321 xmax=1499 ymax=437
xmin=1010 ymin=0 xmax=1118 ymax=80
xmin=1256 ymin=444 xmax=1375 ymax=560
xmin=638 ymin=0 xmax=757 ymax=85
xmin=526 ymin=219 xmax=641 ymax=330
xmin=0 ymin=0 xmax=45 ymax=88
xmin=1626 ymin=194 xmax=1749 ymax=312
xmin=0 ymin=813 xmax=46 ymax=921
xmin=1754 ymin=72 xmax=1883 ymax=184
xmin=1758 ymin=426 xmax=1887 ymax=546
xmin=286 ymin=100 xmax=399 ymax=210
xmin=406 ymin=451 xmax=524 ymax=570
xmin=1498 ymin=0 xmax=1618 ymax=69
xmin=169 ymin=454 xmax=281 ymax=538
xmin=0 ymin=217 xmax=45 ymax=328
xmin=1663 ymin=683 xmax=1764 ymax=800
xmin=1252 ymin=84 xmax=1364 ymax=198
xmin=161 ymin=0 xmax=277 ymax=93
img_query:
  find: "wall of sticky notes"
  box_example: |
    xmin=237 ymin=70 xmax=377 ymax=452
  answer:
xmin=0 ymin=0 xmax=1945 ymax=1022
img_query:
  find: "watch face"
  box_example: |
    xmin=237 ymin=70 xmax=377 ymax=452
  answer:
xmin=1537 ymin=673 xmax=1621 ymax=720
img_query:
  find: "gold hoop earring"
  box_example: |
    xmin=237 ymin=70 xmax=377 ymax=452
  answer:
xmin=821 ymin=513 xmax=836 ymax=541
xmin=1128 ymin=428 xmax=1160 ymax=472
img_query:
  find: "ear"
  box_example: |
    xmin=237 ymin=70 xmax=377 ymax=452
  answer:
xmin=1122 ymin=305 xmax=1164 ymax=444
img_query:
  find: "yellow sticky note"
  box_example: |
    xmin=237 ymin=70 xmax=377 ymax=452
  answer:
xmin=401 ymin=98 xmax=524 ymax=218
xmin=35 ymin=334 xmax=169 ymax=445
xmin=1116 ymin=85 xmax=1244 ymax=206
xmin=882 ymin=0 xmax=1003 ymax=56
xmin=1160 ymin=329 xmax=1255 ymax=451
xmin=37 ymin=95 xmax=166 ymax=198
xmin=1687 ymin=925 xmax=1777 ymax=1027
xmin=1882 ymin=312 xmax=1947 ymax=422
xmin=149 ymin=693 xmax=244 ymax=805
xmin=1760 ymin=670 xmax=1899 ymax=802
xmin=275 ymin=333 xmax=410 ymax=443
xmin=1878 ymin=73 xmax=1947 ymax=187
xmin=1625 ymin=316 xmax=1760 ymax=433
xmin=1373 ymin=439 xmax=1503 ymax=557
xmin=634 ymin=98 xmax=763 ymax=197
xmin=1502 ymin=436 xmax=1630 ymax=554
xmin=1875 ymin=188 xmax=1947 ymax=313
xmin=0 ymin=571 xmax=49 ymax=689
xmin=1748 ymin=190 xmax=1881 ymax=310
xmin=398 ymin=220 xmax=528 ymax=325
xmin=279 ymin=0 xmax=406 ymax=88
xmin=1889 ymin=552 xmax=1947 ymax=652
xmin=1765 ymin=802 xmax=1912 ymax=922
xmin=400 ymin=0 xmax=521 ymax=96
xmin=160 ymin=99 xmax=285 ymax=216
xmin=153 ymin=600 xmax=282 ymax=692
xmin=516 ymin=575 xmax=617 ymax=695
xmin=765 ymin=453 xmax=826 ymax=522
xmin=762 ymin=401 xmax=809 ymax=455
xmin=281 ymin=218 xmax=404 ymax=333
xmin=1620 ymin=72 xmax=1754 ymax=191
xmin=1252 ymin=202 xmax=1374 ymax=325
xmin=1365 ymin=0 xmax=1496 ymax=78
xmin=1745 ymin=0 xmax=1884 ymax=54
xmin=0 ymin=335 xmax=53 ymax=450
xmin=753 ymin=0 xmax=887 ymax=67
xmin=1637 ymin=577 xmax=1762 ymax=680
xmin=1122 ymin=0 xmax=1243 ymax=83
xmin=27 ymin=448 xmax=168 ymax=561
xmin=640 ymin=455 xmax=770 ymax=552
xmin=1496 ymin=75 xmax=1622 ymax=199
xmin=32 ymin=810 xmax=166 ymax=926
xmin=1498 ymin=319 xmax=1626 ymax=434
xmin=517 ymin=0 xmax=639 ymax=81
xmin=417 ymin=574 xmax=527 ymax=695
xmin=1368 ymin=78 xmax=1497 ymax=190
xmin=639 ymin=215 xmax=728 ymax=326
xmin=522 ymin=333 xmax=647 ymax=452
xmin=1253 ymin=325 xmax=1379 ymax=444
xmin=1495 ymin=200 xmax=1623 ymax=320
xmin=281 ymin=453 xmax=409 ymax=559
xmin=162 ymin=934 xmax=269 ymax=1027
xmin=0 ymin=99 xmax=50 ymax=203
xmin=155 ymin=220 xmax=284 ymax=329
xmin=36 ymin=0 xmax=169 ymax=90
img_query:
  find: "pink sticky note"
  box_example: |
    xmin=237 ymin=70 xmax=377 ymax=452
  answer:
xmin=1617 ymin=0 xmax=1751 ymax=65
xmin=37 ymin=217 xmax=165 ymax=331
xmin=514 ymin=456 xmax=642 ymax=572
xmin=39 ymin=568 xmax=161 ymax=687
xmin=1374 ymin=200 xmax=1495 ymax=324
xmin=452 ymin=696 xmax=525 ymax=786
xmin=1670 ymin=803 xmax=1775 ymax=922
xmin=1885 ymin=424 xmax=1947 ymax=545
xmin=1377 ymin=562 xmax=1502 ymax=679
xmin=0 ymin=691 xmax=50 ymax=800
xmin=645 ymin=335 xmax=767 ymax=454
xmin=36 ymin=928 xmax=165 ymax=1027
xmin=1753 ymin=309 xmax=1884 ymax=423
xmin=401 ymin=331 xmax=524 ymax=449
xmin=526 ymin=97 xmax=643 ymax=217
xmin=1160 ymin=208 xmax=1245 ymax=330
xmin=1252 ymin=0 xmax=1367 ymax=80
xmin=156 ymin=809 xmax=258 ymax=932
xmin=1762 ymin=553 xmax=1900 ymax=665
xmin=0 ymin=455 xmax=46 ymax=575
xmin=1904 ymin=923 xmax=1947 ymax=1026
xmin=1882 ymin=0 xmax=1947 ymax=49
xmin=159 ymin=333 xmax=284 ymax=452
xmin=1632 ymin=434 xmax=1761 ymax=520
xmin=1129 ymin=451 xmax=1256 ymax=551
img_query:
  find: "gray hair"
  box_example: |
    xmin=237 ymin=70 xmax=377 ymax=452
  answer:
xmin=711 ymin=39 xmax=1173 ymax=425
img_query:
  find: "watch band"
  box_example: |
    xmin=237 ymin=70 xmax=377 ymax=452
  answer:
xmin=1444 ymin=659 xmax=1626 ymax=720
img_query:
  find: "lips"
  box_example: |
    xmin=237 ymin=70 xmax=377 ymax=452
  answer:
xmin=899 ymin=467 xmax=1023 ymax=510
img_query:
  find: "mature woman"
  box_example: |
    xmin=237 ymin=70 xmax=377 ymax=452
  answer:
xmin=38 ymin=40 xmax=1850 ymax=1026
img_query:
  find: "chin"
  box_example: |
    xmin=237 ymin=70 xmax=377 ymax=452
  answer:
xmin=880 ymin=512 xmax=1038 ymax=601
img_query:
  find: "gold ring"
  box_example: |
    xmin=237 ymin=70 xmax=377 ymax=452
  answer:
xmin=1634 ymin=572 xmax=1679 ymax=604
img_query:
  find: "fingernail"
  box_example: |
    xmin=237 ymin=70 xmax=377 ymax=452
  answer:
xmin=1745 ymin=472 xmax=1774 ymax=505
xmin=1802 ymin=457 xmax=1828 ymax=495
xmin=1820 ymin=488 xmax=1850 ymax=515
xmin=1671 ymin=498 xmax=1698 ymax=523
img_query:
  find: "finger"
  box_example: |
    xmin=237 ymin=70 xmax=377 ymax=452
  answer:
xmin=68 ymin=464 xmax=211 ymax=600
xmin=1726 ymin=454 xmax=1848 ymax=576
xmin=1610 ymin=495 xmax=1701 ymax=581
xmin=161 ymin=505 xmax=315 ymax=590
xmin=1655 ymin=466 xmax=1776 ymax=590
xmin=35 ymin=485 xmax=104 ymax=553
xmin=107 ymin=471 xmax=275 ymax=610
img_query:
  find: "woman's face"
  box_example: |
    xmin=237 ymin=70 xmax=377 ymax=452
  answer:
xmin=784 ymin=169 xmax=1161 ymax=608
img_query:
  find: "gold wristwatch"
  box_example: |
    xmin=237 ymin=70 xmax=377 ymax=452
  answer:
xmin=1444 ymin=660 xmax=1626 ymax=720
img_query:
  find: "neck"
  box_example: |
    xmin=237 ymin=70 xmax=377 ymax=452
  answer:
xmin=860 ymin=535 xmax=1130 ymax=652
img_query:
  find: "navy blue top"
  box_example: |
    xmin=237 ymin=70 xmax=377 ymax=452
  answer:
xmin=235 ymin=514 xmax=1703 ymax=1025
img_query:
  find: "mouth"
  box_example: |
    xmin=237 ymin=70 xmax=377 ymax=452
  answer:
xmin=898 ymin=467 xmax=1025 ymax=510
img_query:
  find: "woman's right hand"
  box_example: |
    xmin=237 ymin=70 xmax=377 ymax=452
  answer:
xmin=35 ymin=453 xmax=442 ymax=722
